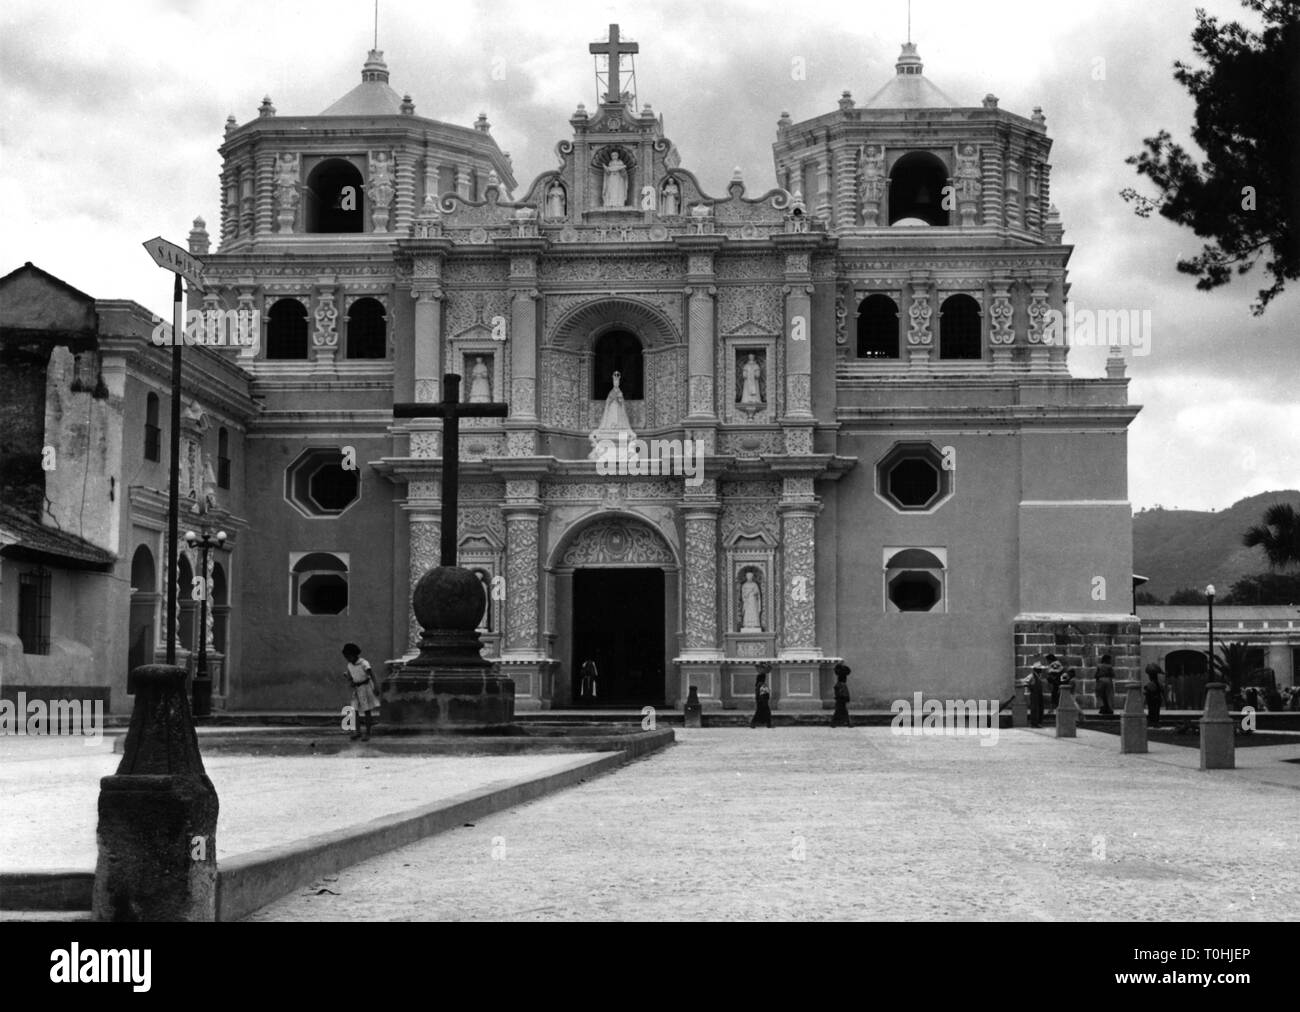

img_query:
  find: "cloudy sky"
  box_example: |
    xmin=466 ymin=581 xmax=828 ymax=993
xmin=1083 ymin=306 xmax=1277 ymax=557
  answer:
xmin=2 ymin=0 xmax=1295 ymax=512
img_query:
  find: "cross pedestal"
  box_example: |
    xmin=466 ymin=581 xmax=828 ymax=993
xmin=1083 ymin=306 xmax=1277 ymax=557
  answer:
xmin=384 ymin=374 xmax=515 ymax=729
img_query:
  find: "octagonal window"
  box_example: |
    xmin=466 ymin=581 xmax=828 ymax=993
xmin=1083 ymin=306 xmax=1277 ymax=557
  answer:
xmin=876 ymin=442 xmax=952 ymax=513
xmin=290 ymin=551 xmax=348 ymax=615
xmin=286 ymin=448 xmax=361 ymax=518
xmin=884 ymin=548 xmax=946 ymax=614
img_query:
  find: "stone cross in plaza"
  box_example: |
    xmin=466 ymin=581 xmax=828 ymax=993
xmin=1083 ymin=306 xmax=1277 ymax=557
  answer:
xmin=590 ymin=23 xmax=638 ymax=102
xmin=393 ymin=373 xmax=507 ymax=566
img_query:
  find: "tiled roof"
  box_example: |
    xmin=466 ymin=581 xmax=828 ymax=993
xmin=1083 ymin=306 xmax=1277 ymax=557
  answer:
xmin=0 ymin=505 xmax=116 ymax=568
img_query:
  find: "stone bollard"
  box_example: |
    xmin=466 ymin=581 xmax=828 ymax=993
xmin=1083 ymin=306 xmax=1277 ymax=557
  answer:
xmin=1055 ymin=683 xmax=1078 ymax=738
xmin=1199 ymin=681 xmax=1235 ymax=770
xmin=1011 ymin=683 xmax=1028 ymax=728
xmin=1119 ymin=681 xmax=1147 ymax=754
xmin=683 ymin=685 xmax=702 ymax=728
xmin=94 ymin=664 xmax=218 ymax=922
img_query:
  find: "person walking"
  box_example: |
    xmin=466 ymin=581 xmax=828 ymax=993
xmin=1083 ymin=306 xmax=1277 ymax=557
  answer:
xmin=1094 ymin=654 xmax=1116 ymax=715
xmin=341 ymin=642 xmax=380 ymax=741
xmin=830 ymin=663 xmax=852 ymax=727
xmin=1144 ymin=663 xmax=1164 ymax=729
xmin=750 ymin=662 xmax=773 ymax=729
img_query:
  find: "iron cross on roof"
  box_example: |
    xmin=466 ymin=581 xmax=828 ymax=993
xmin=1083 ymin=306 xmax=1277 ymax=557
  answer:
xmin=393 ymin=374 xmax=507 ymax=568
xmin=590 ymin=23 xmax=638 ymax=104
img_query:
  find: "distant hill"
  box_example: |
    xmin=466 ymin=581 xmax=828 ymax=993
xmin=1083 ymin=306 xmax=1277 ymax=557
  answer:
xmin=1133 ymin=491 xmax=1300 ymax=601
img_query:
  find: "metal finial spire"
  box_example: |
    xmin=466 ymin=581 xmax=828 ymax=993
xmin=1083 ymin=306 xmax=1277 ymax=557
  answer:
xmin=374 ymin=0 xmax=379 ymax=49
xmin=908 ymin=0 xmax=912 ymax=43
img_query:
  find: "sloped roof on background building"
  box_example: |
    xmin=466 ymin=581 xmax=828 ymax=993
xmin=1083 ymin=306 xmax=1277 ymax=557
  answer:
xmin=0 ymin=505 xmax=116 ymax=569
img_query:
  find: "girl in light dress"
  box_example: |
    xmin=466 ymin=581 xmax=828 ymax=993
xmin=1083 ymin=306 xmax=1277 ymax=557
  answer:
xmin=342 ymin=642 xmax=379 ymax=741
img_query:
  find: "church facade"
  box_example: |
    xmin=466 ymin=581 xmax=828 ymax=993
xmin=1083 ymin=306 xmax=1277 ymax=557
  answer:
xmin=187 ymin=29 xmax=1141 ymax=711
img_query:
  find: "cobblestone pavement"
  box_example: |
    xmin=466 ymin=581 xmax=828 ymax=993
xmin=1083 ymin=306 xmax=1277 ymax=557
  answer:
xmin=0 ymin=735 xmax=601 ymax=870
xmin=248 ymin=727 xmax=1300 ymax=921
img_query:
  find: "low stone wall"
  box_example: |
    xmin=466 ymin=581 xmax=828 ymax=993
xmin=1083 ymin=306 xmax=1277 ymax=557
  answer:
xmin=1014 ymin=617 xmax=1141 ymax=708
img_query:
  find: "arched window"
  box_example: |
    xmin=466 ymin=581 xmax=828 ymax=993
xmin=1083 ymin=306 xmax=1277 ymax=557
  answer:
xmin=305 ymin=158 xmax=365 ymax=233
xmin=889 ymin=151 xmax=950 ymax=226
xmin=217 ymin=427 xmax=230 ymax=489
xmin=346 ymin=298 xmax=387 ymax=359
xmin=212 ymin=562 xmax=229 ymax=655
xmin=857 ymin=295 xmax=900 ymax=359
xmin=592 ymin=330 xmax=644 ymax=400
xmin=939 ymin=294 xmax=982 ymax=360
xmin=130 ymin=545 xmax=156 ymax=593
xmin=266 ymin=299 xmax=309 ymax=360
xmin=128 ymin=545 xmax=157 ymax=674
xmin=885 ymin=548 xmax=946 ymax=613
xmin=290 ymin=551 xmax=349 ymax=615
xmin=144 ymin=393 xmax=161 ymax=461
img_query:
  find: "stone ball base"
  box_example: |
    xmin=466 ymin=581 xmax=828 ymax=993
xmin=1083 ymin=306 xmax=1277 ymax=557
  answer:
xmin=382 ymin=668 xmax=515 ymax=728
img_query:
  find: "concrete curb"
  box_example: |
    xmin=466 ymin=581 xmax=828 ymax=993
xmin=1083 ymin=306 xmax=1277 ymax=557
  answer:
xmin=0 ymin=870 xmax=95 ymax=911
xmin=1 ymin=728 xmax=674 ymax=920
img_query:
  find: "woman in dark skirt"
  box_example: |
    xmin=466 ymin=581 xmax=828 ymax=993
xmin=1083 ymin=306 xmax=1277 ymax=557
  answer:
xmin=750 ymin=662 xmax=773 ymax=728
xmin=830 ymin=663 xmax=852 ymax=727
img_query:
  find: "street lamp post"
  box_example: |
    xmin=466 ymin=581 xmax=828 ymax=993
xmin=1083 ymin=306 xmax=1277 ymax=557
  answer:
xmin=185 ymin=526 xmax=227 ymax=718
xmin=1206 ymin=583 xmax=1216 ymax=693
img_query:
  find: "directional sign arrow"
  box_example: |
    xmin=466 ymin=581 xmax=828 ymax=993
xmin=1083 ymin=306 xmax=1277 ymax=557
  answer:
xmin=143 ymin=236 xmax=206 ymax=290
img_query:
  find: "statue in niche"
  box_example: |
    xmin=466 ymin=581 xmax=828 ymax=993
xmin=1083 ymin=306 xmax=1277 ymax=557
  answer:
xmin=546 ymin=181 xmax=566 ymax=218
xmin=740 ymin=570 xmax=763 ymax=632
xmin=661 ymin=177 xmax=681 ymax=216
xmin=956 ymin=145 xmax=981 ymax=202
xmin=274 ymin=153 xmax=300 ymax=208
xmin=860 ymin=146 xmax=885 ymax=204
xmin=596 ymin=370 xmax=632 ymax=432
xmin=467 ymin=356 xmax=492 ymax=403
xmin=587 ymin=370 xmax=637 ymax=461
xmin=602 ymin=152 xmax=628 ymax=207
xmin=737 ymin=351 xmax=765 ymax=413
xmin=473 ymin=569 xmax=491 ymax=630
xmin=368 ymin=151 xmax=396 ymax=209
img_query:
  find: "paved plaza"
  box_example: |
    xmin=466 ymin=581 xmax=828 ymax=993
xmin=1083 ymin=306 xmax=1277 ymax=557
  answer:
xmin=246 ymin=727 xmax=1300 ymax=921
xmin=0 ymin=735 xmax=603 ymax=871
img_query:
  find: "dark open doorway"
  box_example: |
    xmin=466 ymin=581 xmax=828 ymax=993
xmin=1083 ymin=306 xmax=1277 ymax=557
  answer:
xmin=571 ymin=568 xmax=665 ymax=706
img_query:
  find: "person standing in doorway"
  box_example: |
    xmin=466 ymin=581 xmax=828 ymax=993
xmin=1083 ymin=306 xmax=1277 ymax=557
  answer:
xmin=1144 ymin=663 xmax=1165 ymax=728
xmin=830 ymin=663 xmax=852 ymax=727
xmin=750 ymin=662 xmax=773 ymax=728
xmin=1094 ymin=654 xmax=1117 ymax=715
xmin=341 ymin=642 xmax=379 ymax=741
xmin=579 ymin=658 xmax=599 ymax=705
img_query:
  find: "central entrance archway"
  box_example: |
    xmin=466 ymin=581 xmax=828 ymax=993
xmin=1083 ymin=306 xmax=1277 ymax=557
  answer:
xmin=572 ymin=568 xmax=665 ymax=706
xmin=549 ymin=513 xmax=679 ymax=709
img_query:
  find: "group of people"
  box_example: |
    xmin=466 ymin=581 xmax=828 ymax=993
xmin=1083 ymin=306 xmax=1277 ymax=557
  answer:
xmin=1020 ymin=654 xmax=1166 ymax=729
xmin=748 ymin=662 xmax=853 ymax=728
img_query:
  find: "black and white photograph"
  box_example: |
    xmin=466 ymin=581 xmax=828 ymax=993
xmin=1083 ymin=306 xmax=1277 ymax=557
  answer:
xmin=0 ymin=0 xmax=1296 ymax=974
